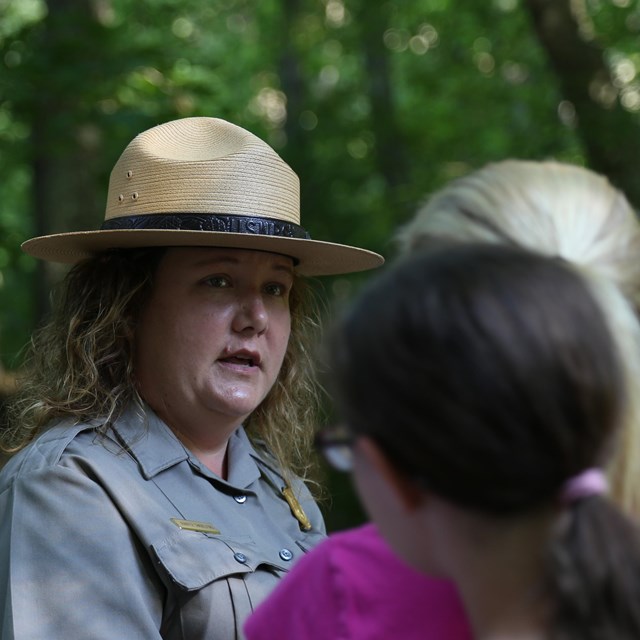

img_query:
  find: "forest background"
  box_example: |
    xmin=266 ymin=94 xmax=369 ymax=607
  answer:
xmin=1 ymin=0 xmax=640 ymax=530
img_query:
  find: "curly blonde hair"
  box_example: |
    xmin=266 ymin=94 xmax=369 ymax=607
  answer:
xmin=2 ymin=248 xmax=323 ymax=482
xmin=396 ymin=159 xmax=640 ymax=514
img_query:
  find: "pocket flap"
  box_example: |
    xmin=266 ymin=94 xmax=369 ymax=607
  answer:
xmin=151 ymin=531 xmax=290 ymax=591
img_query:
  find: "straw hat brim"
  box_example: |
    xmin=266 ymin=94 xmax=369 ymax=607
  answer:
xmin=21 ymin=229 xmax=384 ymax=276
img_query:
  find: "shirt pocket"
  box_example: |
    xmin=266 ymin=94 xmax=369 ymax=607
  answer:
xmin=150 ymin=531 xmax=289 ymax=591
xmin=151 ymin=532 xmax=292 ymax=639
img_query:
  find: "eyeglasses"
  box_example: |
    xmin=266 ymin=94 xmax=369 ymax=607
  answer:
xmin=314 ymin=427 xmax=355 ymax=473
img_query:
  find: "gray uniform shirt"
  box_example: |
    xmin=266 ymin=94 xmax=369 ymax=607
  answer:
xmin=0 ymin=405 xmax=326 ymax=639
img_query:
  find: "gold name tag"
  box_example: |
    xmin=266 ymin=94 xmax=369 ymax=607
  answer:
xmin=170 ymin=518 xmax=220 ymax=534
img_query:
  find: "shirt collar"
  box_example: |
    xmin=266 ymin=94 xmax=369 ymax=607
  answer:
xmin=110 ymin=404 xmax=264 ymax=489
xmin=226 ymin=428 xmax=264 ymax=488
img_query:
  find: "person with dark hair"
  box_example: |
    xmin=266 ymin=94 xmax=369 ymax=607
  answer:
xmin=244 ymin=159 xmax=640 ymax=640
xmin=0 ymin=117 xmax=383 ymax=639
xmin=321 ymin=243 xmax=640 ymax=640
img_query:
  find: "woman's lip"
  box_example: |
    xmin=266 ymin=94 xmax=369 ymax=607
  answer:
xmin=219 ymin=349 xmax=262 ymax=367
xmin=218 ymin=359 xmax=257 ymax=367
xmin=216 ymin=355 xmax=262 ymax=372
xmin=220 ymin=356 xmax=255 ymax=366
xmin=215 ymin=360 xmax=261 ymax=377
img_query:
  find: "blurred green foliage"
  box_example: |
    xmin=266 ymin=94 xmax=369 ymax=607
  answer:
xmin=1 ymin=0 xmax=640 ymax=528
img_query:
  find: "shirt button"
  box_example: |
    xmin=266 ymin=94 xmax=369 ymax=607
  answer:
xmin=279 ymin=548 xmax=293 ymax=561
xmin=234 ymin=552 xmax=247 ymax=564
xmin=234 ymin=494 xmax=247 ymax=504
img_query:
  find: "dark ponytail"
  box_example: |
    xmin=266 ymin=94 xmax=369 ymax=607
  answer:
xmin=548 ymin=497 xmax=640 ymax=640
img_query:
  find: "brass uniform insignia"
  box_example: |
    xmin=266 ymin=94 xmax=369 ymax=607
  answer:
xmin=170 ymin=518 xmax=221 ymax=534
xmin=281 ymin=486 xmax=312 ymax=531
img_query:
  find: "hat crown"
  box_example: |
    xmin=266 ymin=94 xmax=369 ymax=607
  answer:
xmin=105 ymin=117 xmax=300 ymax=224
xmin=133 ymin=117 xmax=250 ymax=162
xmin=22 ymin=116 xmax=384 ymax=275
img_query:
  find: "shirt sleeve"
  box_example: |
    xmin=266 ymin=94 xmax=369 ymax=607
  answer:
xmin=0 ymin=463 xmax=165 ymax=639
xmin=243 ymin=535 xmax=347 ymax=640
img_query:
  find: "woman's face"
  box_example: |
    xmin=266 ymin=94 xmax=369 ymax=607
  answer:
xmin=134 ymin=247 xmax=293 ymax=437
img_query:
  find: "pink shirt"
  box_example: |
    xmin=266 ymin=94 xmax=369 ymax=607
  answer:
xmin=244 ymin=523 xmax=472 ymax=640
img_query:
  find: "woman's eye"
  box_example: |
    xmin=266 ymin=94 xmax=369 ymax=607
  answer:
xmin=204 ymin=275 xmax=231 ymax=288
xmin=265 ymin=283 xmax=288 ymax=297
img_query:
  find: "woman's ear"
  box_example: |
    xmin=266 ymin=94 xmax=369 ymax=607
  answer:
xmin=355 ymin=436 xmax=425 ymax=511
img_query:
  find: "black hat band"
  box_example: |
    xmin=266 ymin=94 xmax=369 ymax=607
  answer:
xmin=102 ymin=213 xmax=311 ymax=239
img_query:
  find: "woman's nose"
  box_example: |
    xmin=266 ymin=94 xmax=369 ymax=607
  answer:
xmin=232 ymin=295 xmax=268 ymax=335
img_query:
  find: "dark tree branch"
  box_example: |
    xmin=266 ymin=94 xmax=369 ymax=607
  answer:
xmin=524 ymin=0 xmax=640 ymax=207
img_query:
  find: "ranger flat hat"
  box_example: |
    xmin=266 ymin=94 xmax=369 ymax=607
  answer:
xmin=22 ymin=117 xmax=384 ymax=276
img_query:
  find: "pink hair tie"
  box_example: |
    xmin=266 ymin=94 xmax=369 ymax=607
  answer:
xmin=560 ymin=468 xmax=608 ymax=504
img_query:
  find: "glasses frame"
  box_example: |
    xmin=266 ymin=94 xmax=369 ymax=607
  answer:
xmin=314 ymin=427 xmax=355 ymax=473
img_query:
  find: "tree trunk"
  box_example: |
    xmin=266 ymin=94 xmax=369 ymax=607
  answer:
xmin=279 ymin=0 xmax=305 ymax=151
xmin=524 ymin=0 xmax=640 ymax=207
xmin=29 ymin=0 xmax=106 ymax=319
xmin=353 ymin=1 xmax=410 ymax=219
